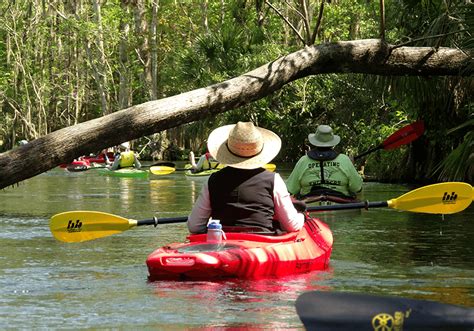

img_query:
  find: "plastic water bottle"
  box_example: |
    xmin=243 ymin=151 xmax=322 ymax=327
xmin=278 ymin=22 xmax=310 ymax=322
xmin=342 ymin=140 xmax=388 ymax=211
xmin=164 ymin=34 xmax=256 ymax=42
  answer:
xmin=207 ymin=220 xmax=223 ymax=243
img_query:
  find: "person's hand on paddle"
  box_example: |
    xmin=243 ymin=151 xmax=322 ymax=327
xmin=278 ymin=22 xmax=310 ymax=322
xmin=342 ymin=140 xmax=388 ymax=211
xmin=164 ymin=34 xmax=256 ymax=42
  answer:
xmin=291 ymin=197 xmax=307 ymax=212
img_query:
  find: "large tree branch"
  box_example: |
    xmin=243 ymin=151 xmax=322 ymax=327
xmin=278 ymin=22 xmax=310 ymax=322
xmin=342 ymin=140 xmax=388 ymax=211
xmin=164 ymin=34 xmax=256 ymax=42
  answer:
xmin=0 ymin=39 xmax=472 ymax=189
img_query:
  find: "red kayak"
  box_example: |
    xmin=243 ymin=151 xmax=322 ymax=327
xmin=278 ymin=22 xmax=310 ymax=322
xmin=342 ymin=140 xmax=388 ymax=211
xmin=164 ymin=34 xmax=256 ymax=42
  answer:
xmin=65 ymin=159 xmax=90 ymax=172
xmin=146 ymin=217 xmax=333 ymax=280
xmin=60 ymin=152 xmax=115 ymax=171
xmin=84 ymin=152 xmax=115 ymax=164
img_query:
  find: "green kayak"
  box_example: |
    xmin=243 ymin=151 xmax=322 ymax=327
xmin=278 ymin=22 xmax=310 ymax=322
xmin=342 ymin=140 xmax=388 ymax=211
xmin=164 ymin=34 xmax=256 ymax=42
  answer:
xmin=184 ymin=164 xmax=220 ymax=177
xmin=184 ymin=162 xmax=276 ymax=177
xmin=98 ymin=168 xmax=149 ymax=178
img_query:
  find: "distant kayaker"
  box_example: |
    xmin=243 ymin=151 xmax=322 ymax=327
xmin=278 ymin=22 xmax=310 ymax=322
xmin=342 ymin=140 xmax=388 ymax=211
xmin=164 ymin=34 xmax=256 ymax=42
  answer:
xmin=286 ymin=124 xmax=362 ymax=200
xmin=188 ymin=150 xmax=215 ymax=173
xmin=187 ymin=121 xmax=305 ymax=234
xmin=109 ymin=142 xmax=141 ymax=170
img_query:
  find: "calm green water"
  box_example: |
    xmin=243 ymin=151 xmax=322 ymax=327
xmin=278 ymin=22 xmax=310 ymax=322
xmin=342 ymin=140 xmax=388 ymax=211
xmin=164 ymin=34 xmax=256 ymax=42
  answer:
xmin=1 ymin=165 xmax=473 ymax=329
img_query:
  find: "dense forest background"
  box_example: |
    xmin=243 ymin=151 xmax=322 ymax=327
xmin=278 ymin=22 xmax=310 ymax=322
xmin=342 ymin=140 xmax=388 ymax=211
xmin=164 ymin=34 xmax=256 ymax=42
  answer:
xmin=0 ymin=0 xmax=472 ymax=182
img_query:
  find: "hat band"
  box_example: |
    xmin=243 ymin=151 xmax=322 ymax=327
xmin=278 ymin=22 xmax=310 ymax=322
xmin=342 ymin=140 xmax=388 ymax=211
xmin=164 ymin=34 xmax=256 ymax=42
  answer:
xmin=226 ymin=141 xmax=264 ymax=159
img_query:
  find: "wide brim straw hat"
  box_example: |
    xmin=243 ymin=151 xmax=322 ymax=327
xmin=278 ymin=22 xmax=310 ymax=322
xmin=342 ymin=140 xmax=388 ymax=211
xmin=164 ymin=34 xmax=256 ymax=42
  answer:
xmin=308 ymin=125 xmax=341 ymax=147
xmin=207 ymin=122 xmax=281 ymax=169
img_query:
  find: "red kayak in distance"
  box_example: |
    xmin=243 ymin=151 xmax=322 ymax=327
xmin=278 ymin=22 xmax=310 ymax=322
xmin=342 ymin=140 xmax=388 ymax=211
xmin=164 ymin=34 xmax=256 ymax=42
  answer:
xmin=84 ymin=152 xmax=115 ymax=164
xmin=146 ymin=217 xmax=333 ymax=281
xmin=65 ymin=159 xmax=91 ymax=172
xmin=60 ymin=152 xmax=115 ymax=171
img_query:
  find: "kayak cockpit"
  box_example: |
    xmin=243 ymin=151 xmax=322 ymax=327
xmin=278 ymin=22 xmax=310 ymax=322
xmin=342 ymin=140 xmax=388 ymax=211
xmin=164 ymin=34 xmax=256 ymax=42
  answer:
xmin=187 ymin=230 xmax=299 ymax=243
xmin=146 ymin=218 xmax=333 ymax=281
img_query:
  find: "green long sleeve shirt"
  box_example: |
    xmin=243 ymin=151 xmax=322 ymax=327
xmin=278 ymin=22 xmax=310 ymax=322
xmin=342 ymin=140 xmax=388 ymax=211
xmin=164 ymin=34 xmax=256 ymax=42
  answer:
xmin=286 ymin=154 xmax=363 ymax=197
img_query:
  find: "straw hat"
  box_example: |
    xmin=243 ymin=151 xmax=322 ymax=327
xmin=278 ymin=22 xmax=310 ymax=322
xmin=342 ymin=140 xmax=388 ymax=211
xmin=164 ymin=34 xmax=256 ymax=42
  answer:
xmin=207 ymin=122 xmax=281 ymax=169
xmin=308 ymin=125 xmax=340 ymax=147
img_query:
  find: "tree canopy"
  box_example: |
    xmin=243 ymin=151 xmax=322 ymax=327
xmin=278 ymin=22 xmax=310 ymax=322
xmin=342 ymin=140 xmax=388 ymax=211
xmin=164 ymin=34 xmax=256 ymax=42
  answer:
xmin=0 ymin=0 xmax=472 ymax=189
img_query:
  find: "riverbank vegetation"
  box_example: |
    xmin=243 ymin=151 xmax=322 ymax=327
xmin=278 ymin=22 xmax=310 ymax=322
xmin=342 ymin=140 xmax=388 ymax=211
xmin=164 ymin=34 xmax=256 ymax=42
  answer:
xmin=0 ymin=0 xmax=472 ymax=183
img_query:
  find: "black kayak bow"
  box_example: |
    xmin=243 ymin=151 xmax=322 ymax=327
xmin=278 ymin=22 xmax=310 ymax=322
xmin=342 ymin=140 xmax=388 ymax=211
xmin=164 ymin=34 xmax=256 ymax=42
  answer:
xmin=296 ymin=291 xmax=474 ymax=331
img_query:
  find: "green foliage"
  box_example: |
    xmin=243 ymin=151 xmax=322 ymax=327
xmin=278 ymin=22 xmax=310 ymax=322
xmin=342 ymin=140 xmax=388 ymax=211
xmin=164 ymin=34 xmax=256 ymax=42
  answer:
xmin=0 ymin=0 xmax=471 ymax=182
xmin=362 ymin=0 xmax=473 ymax=181
xmin=433 ymin=117 xmax=474 ymax=182
xmin=322 ymin=0 xmax=379 ymax=41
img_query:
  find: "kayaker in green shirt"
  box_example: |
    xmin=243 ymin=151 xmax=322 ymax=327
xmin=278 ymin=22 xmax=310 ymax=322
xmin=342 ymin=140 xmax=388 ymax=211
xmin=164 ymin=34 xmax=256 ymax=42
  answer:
xmin=286 ymin=125 xmax=363 ymax=200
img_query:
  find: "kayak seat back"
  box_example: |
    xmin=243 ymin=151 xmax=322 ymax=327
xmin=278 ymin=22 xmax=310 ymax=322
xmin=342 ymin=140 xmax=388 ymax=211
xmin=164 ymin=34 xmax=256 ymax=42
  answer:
xmin=187 ymin=230 xmax=298 ymax=243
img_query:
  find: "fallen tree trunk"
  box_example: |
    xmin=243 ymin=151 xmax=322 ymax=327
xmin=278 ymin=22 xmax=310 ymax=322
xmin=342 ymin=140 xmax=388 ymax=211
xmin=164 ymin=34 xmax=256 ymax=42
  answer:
xmin=0 ymin=39 xmax=472 ymax=189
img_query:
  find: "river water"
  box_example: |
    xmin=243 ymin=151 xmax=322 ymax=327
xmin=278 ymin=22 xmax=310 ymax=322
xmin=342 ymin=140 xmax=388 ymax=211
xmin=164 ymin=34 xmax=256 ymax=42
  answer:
xmin=1 ymin=165 xmax=473 ymax=329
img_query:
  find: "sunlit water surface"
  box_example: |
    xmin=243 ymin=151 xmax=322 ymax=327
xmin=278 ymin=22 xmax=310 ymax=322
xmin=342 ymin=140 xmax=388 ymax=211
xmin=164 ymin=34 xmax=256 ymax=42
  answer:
xmin=0 ymin=166 xmax=472 ymax=329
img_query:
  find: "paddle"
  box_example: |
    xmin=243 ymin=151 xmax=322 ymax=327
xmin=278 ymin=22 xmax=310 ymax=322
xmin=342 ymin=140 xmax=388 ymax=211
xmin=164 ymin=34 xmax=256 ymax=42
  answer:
xmin=308 ymin=182 xmax=472 ymax=215
xmin=263 ymin=163 xmax=277 ymax=172
xmin=50 ymin=211 xmax=188 ymax=243
xmin=296 ymin=291 xmax=474 ymax=331
xmin=147 ymin=161 xmax=176 ymax=168
xmin=50 ymin=182 xmax=472 ymax=243
xmin=149 ymin=166 xmax=176 ymax=175
xmin=149 ymin=165 xmax=195 ymax=175
xmin=149 ymin=163 xmax=277 ymax=175
xmin=355 ymin=121 xmax=425 ymax=160
xmin=216 ymin=163 xmax=276 ymax=172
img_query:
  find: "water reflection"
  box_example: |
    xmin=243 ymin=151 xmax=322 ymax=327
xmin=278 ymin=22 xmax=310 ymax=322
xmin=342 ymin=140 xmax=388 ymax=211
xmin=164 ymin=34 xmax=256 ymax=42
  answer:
xmin=0 ymin=169 xmax=473 ymax=329
xmin=148 ymin=176 xmax=199 ymax=217
xmin=149 ymin=179 xmax=176 ymax=204
xmin=148 ymin=271 xmax=333 ymax=329
xmin=117 ymin=178 xmax=134 ymax=210
xmin=188 ymin=179 xmax=202 ymax=205
xmin=149 ymin=270 xmax=333 ymax=298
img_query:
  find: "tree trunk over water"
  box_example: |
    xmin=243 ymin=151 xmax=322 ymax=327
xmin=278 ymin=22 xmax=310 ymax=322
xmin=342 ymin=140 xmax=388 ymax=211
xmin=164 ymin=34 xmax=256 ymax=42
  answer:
xmin=0 ymin=39 xmax=472 ymax=189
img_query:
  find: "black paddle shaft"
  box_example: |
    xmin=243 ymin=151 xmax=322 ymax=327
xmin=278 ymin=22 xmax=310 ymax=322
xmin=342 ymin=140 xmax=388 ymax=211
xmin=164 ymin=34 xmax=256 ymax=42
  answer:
xmin=307 ymin=201 xmax=388 ymax=212
xmin=354 ymin=145 xmax=382 ymax=160
xmin=137 ymin=216 xmax=188 ymax=227
xmin=136 ymin=202 xmax=387 ymax=226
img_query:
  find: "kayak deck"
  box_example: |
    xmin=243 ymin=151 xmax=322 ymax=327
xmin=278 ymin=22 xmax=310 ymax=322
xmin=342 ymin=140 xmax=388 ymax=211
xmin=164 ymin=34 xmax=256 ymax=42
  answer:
xmin=146 ymin=218 xmax=333 ymax=280
xmin=184 ymin=168 xmax=220 ymax=177
xmin=184 ymin=164 xmax=220 ymax=177
xmin=296 ymin=291 xmax=474 ymax=331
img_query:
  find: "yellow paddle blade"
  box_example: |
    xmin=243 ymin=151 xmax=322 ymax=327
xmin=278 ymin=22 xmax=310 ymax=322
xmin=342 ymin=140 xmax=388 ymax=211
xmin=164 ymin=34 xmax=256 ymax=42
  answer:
xmin=214 ymin=163 xmax=276 ymax=171
xmin=387 ymin=182 xmax=472 ymax=214
xmin=263 ymin=163 xmax=276 ymax=172
xmin=50 ymin=211 xmax=137 ymax=243
xmin=150 ymin=166 xmax=176 ymax=175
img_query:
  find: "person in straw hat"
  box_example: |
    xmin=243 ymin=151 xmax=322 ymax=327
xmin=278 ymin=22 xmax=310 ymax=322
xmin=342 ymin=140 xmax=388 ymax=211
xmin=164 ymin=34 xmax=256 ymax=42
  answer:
xmin=286 ymin=124 xmax=362 ymax=200
xmin=187 ymin=122 xmax=305 ymax=234
xmin=109 ymin=141 xmax=141 ymax=170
